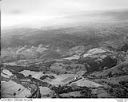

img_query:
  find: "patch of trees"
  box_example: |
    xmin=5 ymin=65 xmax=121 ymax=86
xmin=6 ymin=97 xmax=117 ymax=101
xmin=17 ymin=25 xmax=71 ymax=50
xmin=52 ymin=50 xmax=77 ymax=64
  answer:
xmin=40 ymin=75 xmax=55 ymax=80
xmin=51 ymin=85 xmax=92 ymax=98
xmin=78 ymin=55 xmax=117 ymax=73
xmin=108 ymin=81 xmax=128 ymax=98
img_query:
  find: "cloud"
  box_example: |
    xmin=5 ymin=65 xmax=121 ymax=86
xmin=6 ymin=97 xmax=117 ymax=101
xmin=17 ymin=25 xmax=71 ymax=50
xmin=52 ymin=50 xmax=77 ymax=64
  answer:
xmin=2 ymin=0 xmax=128 ymax=15
xmin=1 ymin=0 xmax=128 ymax=28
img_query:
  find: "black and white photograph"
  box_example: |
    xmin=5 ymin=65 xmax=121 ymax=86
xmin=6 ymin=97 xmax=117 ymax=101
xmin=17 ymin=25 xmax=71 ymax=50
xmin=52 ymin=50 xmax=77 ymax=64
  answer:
xmin=1 ymin=0 xmax=128 ymax=99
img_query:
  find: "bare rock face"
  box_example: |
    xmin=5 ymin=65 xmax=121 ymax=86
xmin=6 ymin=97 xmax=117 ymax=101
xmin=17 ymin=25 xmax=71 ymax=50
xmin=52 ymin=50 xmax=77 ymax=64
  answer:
xmin=83 ymin=48 xmax=109 ymax=57
xmin=1 ymin=69 xmax=13 ymax=78
xmin=63 ymin=55 xmax=80 ymax=60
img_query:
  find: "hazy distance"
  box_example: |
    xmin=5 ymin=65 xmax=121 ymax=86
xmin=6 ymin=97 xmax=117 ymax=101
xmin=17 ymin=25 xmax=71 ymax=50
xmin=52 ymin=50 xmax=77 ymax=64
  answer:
xmin=1 ymin=0 xmax=128 ymax=29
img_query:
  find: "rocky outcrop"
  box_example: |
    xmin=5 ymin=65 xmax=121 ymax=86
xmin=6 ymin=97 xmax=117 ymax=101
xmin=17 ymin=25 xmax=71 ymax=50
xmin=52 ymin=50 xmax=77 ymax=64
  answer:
xmin=78 ymin=48 xmax=117 ymax=73
xmin=89 ymin=60 xmax=128 ymax=79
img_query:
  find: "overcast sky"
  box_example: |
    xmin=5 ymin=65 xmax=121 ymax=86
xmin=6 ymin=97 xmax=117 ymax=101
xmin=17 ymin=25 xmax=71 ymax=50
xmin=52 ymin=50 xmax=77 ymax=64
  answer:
xmin=1 ymin=0 xmax=128 ymax=28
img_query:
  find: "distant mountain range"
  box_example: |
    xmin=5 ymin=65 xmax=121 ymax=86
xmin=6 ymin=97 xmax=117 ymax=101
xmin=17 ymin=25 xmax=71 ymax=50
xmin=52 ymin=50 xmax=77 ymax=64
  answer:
xmin=1 ymin=10 xmax=128 ymax=49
